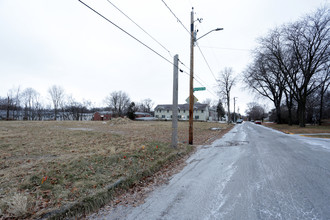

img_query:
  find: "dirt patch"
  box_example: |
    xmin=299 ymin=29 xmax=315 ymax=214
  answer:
xmin=109 ymin=117 xmax=133 ymax=126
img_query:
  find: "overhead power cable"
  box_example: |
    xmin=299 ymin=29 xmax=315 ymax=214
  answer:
xmin=179 ymin=60 xmax=219 ymax=98
xmin=105 ymin=0 xmax=173 ymax=57
xmin=78 ymin=0 xmax=173 ymax=66
xmin=161 ymin=0 xmax=190 ymax=35
xmin=196 ymin=44 xmax=218 ymax=83
xmin=79 ymin=0 xmax=218 ymax=98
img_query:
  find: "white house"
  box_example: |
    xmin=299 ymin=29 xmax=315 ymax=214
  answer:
xmin=154 ymin=103 xmax=209 ymax=121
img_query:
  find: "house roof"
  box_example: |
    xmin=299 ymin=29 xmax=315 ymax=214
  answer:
xmin=95 ymin=111 xmax=112 ymax=115
xmin=154 ymin=103 xmax=208 ymax=111
xmin=135 ymin=112 xmax=151 ymax=115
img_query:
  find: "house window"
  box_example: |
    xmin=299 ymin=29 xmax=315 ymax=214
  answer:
xmin=195 ymin=115 xmax=199 ymax=119
xmin=162 ymin=115 xmax=165 ymax=118
xmin=171 ymin=115 xmax=172 ymax=118
xmin=178 ymin=115 xmax=182 ymax=118
xmin=183 ymin=110 xmax=186 ymax=113
xmin=179 ymin=110 xmax=180 ymax=113
xmin=167 ymin=110 xmax=169 ymax=113
xmin=201 ymin=110 xmax=204 ymax=113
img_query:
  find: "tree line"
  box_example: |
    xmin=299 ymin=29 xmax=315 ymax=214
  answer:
xmin=0 ymin=85 xmax=154 ymax=121
xmin=243 ymin=7 xmax=329 ymax=127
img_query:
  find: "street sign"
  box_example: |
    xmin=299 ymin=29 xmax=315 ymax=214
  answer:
xmin=193 ymin=87 xmax=206 ymax=92
xmin=186 ymin=95 xmax=198 ymax=104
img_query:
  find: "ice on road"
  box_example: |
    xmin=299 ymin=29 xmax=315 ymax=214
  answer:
xmin=91 ymin=122 xmax=330 ymax=220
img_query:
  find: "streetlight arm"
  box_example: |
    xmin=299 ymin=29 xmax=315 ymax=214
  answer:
xmin=195 ymin=28 xmax=223 ymax=42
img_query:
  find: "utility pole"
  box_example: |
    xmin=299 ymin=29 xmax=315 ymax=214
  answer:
xmin=189 ymin=8 xmax=194 ymax=145
xmin=172 ymin=55 xmax=179 ymax=148
xmin=233 ymin=97 xmax=237 ymax=123
xmin=188 ymin=8 xmax=223 ymax=145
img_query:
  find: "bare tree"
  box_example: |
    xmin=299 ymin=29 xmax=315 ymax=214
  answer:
xmin=21 ymin=88 xmax=40 ymax=120
xmin=202 ymin=98 xmax=212 ymax=108
xmin=48 ymin=85 xmax=65 ymax=120
xmin=6 ymin=87 xmax=21 ymax=120
xmin=105 ymin=91 xmax=130 ymax=117
xmin=139 ymin=98 xmax=154 ymax=113
xmin=245 ymin=102 xmax=266 ymax=121
xmin=318 ymin=64 xmax=330 ymax=125
xmin=217 ymin=67 xmax=236 ymax=124
xmin=284 ymin=7 xmax=330 ymax=127
xmin=244 ymin=7 xmax=329 ymax=126
xmin=243 ymin=30 xmax=287 ymax=124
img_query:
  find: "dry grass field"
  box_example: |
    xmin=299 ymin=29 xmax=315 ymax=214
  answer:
xmin=264 ymin=122 xmax=330 ymax=138
xmin=0 ymin=119 xmax=232 ymax=219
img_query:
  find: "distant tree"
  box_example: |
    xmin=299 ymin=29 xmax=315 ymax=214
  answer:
xmin=127 ymin=102 xmax=138 ymax=120
xmin=202 ymin=99 xmax=212 ymax=108
xmin=323 ymin=91 xmax=330 ymax=119
xmin=217 ymin=67 xmax=236 ymax=124
xmin=105 ymin=91 xmax=130 ymax=117
xmin=216 ymin=99 xmax=225 ymax=121
xmin=318 ymin=65 xmax=330 ymax=125
xmin=4 ymin=95 xmax=13 ymax=120
xmin=48 ymin=85 xmax=65 ymax=120
xmin=65 ymin=97 xmax=91 ymax=121
xmin=5 ymin=87 xmax=21 ymax=120
xmin=245 ymin=102 xmax=266 ymax=121
xmin=139 ymin=98 xmax=154 ymax=113
xmin=21 ymin=88 xmax=40 ymax=120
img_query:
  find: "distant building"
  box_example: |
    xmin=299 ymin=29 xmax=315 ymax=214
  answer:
xmin=93 ymin=111 xmax=112 ymax=121
xmin=134 ymin=112 xmax=152 ymax=118
xmin=154 ymin=103 xmax=209 ymax=121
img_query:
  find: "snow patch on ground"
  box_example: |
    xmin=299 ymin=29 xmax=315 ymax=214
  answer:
xmin=204 ymin=162 xmax=238 ymax=220
xmin=256 ymin=123 xmax=330 ymax=152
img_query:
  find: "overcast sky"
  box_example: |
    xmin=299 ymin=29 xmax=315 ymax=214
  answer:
xmin=0 ymin=0 xmax=328 ymax=113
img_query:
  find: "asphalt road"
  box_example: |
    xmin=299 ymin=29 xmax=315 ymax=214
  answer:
xmin=92 ymin=122 xmax=330 ymax=220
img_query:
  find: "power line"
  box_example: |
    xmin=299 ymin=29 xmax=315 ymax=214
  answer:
xmin=80 ymin=0 xmax=218 ymax=99
xmin=105 ymin=0 xmax=173 ymax=57
xmin=181 ymin=69 xmax=218 ymax=98
xmin=198 ymin=24 xmax=222 ymax=71
xmin=160 ymin=0 xmax=191 ymax=35
xmin=78 ymin=0 xmax=173 ymax=66
xmin=196 ymin=44 xmax=218 ymax=82
xmin=179 ymin=60 xmax=219 ymax=98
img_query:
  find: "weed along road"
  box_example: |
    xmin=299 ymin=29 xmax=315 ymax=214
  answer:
xmin=91 ymin=122 xmax=330 ymax=219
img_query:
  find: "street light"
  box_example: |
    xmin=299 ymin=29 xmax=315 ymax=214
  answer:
xmin=195 ymin=28 xmax=224 ymax=41
xmin=189 ymin=8 xmax=223 ymax=145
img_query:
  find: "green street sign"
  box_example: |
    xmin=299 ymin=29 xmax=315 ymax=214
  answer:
xmin=193 ymin=87 xmax=206 ymax=92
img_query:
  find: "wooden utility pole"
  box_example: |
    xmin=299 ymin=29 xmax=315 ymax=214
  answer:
xmin=189 ymin=8 xmax=194 ymax=145
xmin=172 ymin=55 xmax=179 ymax=148
xmin=233 ymin=97 xmax=237 ymax=123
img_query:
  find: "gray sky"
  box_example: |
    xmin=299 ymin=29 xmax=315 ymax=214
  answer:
xmin=0 ymin=0 xmax=328 ymax=113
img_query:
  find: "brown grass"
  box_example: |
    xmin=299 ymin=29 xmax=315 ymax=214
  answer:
xmin=0 ymin=120 xmax=232 ymax=219
xmin=263 ymin=122 xmax=330 ymax=134
xmin=299 ymin=135 xmax=330 ymax=139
